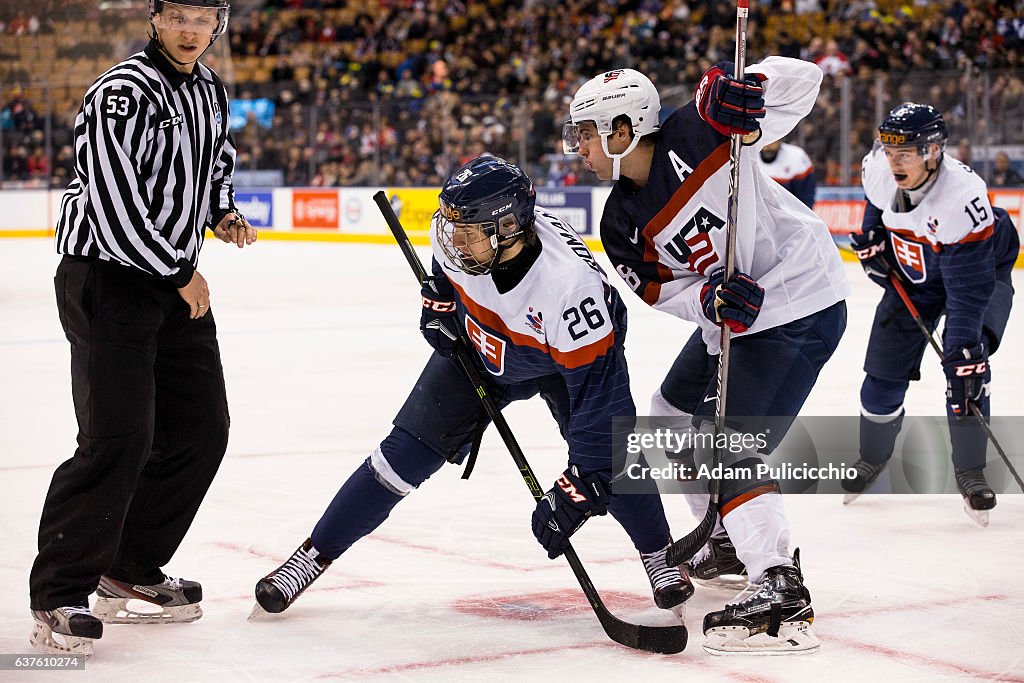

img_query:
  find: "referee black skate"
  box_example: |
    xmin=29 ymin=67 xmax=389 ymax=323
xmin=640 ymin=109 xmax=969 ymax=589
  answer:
xmin=29 ymin=0 xmax=255 ymax=659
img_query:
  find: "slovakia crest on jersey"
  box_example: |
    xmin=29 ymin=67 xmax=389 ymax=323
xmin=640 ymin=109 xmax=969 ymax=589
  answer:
xmin=890 ymin=233 xmax=927 ymax=283
xmin=466 ymin=316 xmax=506 ymax=376
xmin=525 ymin=308 xmax=543 ymax=335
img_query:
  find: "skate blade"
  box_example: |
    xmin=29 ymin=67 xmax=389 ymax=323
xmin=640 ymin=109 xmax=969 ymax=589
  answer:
xmin=703 ymin=622 xmax=820 ymax=656
xmin=93 ymin=597 xmax=202 ymax=624
xmin=30 ymin=622 xmax=95 ymax=659
xmin=963 ymin=503 xmax=989 ymax=528
xmin=842 ymin=493 xmax=861 ymax=505
xmin=248 ymin=603 xmax=271 ymax=621
xmin=693 ymin=575 xmax=750 ymax=591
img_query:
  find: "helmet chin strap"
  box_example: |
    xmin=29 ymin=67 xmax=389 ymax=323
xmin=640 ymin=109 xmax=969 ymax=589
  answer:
xmin=601 ymin=133 xmax=642 ymax=181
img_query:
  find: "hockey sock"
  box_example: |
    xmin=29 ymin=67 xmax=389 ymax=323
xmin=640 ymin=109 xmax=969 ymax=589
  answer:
xmin=311 ymin=429 xmax=445 ymax=559
xmin=608 ymin=476 xmax=672 ymax=554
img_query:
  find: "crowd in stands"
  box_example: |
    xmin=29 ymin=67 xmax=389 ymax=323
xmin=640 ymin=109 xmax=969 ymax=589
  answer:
xmin=3 ymin=0 xmax=1023 ymax=190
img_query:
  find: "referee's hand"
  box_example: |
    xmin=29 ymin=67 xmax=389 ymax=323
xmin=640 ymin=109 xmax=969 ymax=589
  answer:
xmin=178 ymin=270 xmax=211 ymax=319
xmin=214 ymin=211 xmax=257 ymax=248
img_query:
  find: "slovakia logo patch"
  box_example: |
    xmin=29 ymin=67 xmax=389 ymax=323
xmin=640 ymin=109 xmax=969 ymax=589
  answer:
xmin=466 ymin=316 xmax=506 ymax=376
xmin=525 ymin=308 xmax=543 ymax=335
xmin=891 ymin=234 xmax=927 ymax=283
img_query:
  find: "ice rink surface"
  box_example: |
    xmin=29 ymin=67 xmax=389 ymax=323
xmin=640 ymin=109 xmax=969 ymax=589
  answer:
xmin=1 ymin=238 xmax=1022 ymax=682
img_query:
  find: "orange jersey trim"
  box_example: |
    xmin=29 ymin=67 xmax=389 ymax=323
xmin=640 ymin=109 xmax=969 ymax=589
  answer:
xmin=450 ymin=282 xmax=615 ymax=370
xmin=719 ymin=483 xmax=780 ymax=517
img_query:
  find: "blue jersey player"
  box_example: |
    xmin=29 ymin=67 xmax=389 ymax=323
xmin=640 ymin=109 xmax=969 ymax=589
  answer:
xmin=845 ymin=103 xmax=1018 ymax=526
xmin=252 ymin=157 xmax=693 ymax=621
xmin=564 ymin=60 xmax=850 ymax=654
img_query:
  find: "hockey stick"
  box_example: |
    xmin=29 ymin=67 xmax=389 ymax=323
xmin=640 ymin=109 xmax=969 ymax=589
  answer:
xmin=889 ymin=274 xmax=1024 ymax=492
xmin=372 ymin=191 xmax=687 ymax=655
xmin=666 ymin=0 xmax=750 ymax=569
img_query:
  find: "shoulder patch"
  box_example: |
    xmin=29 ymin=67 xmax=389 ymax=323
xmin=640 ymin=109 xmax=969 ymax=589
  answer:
xmin=99 ymin=86 xmax=140 ymax=121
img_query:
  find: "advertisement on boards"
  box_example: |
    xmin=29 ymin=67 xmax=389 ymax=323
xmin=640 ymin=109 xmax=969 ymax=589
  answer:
xmin=233 ymin=191 xmax=273 ymax=228
xmin=293 ymin=190 xmax=340 ymax=230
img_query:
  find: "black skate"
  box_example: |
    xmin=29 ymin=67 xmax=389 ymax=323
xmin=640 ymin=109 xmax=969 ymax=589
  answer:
xmin=30 ymin=606 xmax=103 ymax=658
xmin=252 ymin=538 xmax=332 ymax=617
xmin=93 ymin=575 xmax=203 ymax=624
xmin=702 ymin=549 xmax=819 ymax=655
xmin=640 ymin=542 xmax=694 ymax=622
xmin=841 ymin=459 xmax=888 ymax=505
xmin=955 ymin=469 xmax=996 ymax=528
xmin=686 ymin=534 xmax=748 ymax=589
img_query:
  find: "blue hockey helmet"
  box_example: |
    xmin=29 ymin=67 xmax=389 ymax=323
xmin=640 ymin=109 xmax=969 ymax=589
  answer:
xmin=437 ymin=156 xmax=536 ymax=275
xmin=878 ymin=102 xmax=947 ymax=153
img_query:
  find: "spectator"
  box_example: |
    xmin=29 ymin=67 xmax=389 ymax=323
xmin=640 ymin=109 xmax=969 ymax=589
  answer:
xmin=989 ymin=151 xmax=1023 ymax=187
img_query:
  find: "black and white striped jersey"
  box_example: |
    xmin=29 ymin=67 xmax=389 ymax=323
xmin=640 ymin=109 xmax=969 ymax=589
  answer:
xmin=56 ymin=41 xmax=236 ymax=286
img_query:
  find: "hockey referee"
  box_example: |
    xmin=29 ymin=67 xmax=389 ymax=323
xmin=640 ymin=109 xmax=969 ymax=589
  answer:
xmin=29 ymin=0 xmax=255 ymax=658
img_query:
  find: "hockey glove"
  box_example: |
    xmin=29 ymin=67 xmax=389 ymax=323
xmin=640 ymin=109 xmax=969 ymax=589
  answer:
xmin=695 ymin=61 xmax=765 ymax=137
xmin=700 ymin=267 xmax=764 ymax=334
xmin=532 ymin=466 xmax=611 ymax=560
xmin=942 ymin=342 xmax=988 ymax=418
xmin=850 ymin=228 xmax=898 ymax=289
xmin=420 ymin=275 xmax=460 ymax=357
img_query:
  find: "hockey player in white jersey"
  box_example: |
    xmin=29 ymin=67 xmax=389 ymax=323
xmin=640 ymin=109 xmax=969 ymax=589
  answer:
xmin=564 ymin=59 xmax=850 ymax=654
xmin=845 ymin=103 xmax=1018 ymax=525
xmin=252 ymin=157 xmax=693 ymax=623
xmin=757 ymin=139 xmax=816 ymax=208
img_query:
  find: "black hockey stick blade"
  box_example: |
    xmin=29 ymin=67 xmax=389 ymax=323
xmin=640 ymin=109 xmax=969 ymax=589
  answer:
xmin=666 ymin=503 xmax=717 ymax=568
xmin=566 ymin=548 xmax=687 ymax=654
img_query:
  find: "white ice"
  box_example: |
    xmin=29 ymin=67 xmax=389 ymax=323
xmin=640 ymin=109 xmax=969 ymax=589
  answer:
xmin=1 ymin=238 xmax=1022 ymax=682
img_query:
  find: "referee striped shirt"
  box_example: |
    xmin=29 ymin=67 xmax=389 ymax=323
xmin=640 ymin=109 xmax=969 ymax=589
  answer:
xmin=56 ymin=41 xmax=236 ymax=287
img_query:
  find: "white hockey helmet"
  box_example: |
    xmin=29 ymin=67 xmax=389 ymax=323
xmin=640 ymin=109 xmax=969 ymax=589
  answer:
xmin=563 ymin=69 xmax=661 ymax=180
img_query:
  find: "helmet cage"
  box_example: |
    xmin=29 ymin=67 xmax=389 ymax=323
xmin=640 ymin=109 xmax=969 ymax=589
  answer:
xmin=436 ymin=211 xmax=523 ymax=276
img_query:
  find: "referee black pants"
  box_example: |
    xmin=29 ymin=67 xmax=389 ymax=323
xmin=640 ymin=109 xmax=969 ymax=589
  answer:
xmin=30 ymin=257 xmax=230 ymax=610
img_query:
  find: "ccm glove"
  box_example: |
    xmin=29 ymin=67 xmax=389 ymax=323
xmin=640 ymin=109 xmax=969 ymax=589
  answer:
xmin=420 ymin=275 xmax=459 ymax=357
xmin=942 ymin=342 xmax=988 ymax=418
xmin=700 ymin=267 xmax=765 ymax=334
xmin=695 ymin=61 xmax=765 ymax=137
xmin=850 ymin=228 xmax=898 ymax=288
xmin=532 ymin=466 xmax=610 ymax=559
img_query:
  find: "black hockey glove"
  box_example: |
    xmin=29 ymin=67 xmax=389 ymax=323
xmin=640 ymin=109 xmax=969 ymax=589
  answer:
xmin=532 ymin=466 xmax=610 ymax=560
xmin=850 ymin=228 xmax=898 ymax=289
xmin=700 ymin=267 xmax=765 ymax=334
xmin=942 ymin=342 xmax=988 ymax=418
xmin=420 ymin=275 xmax=459 ymax=357
xmin=695 ymin=61 xmax=765 ymax=138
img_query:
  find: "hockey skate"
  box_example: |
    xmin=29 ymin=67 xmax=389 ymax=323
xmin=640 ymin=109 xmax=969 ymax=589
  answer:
xmin=30 ymin=606 xmax=102 ymax=659
xmin=640 ymin=542 xmax=694 ymax=622
xmin=251 ymin=538 xmax=332 ymax=618
xmin=955 ymin=469 xmax=996 ymax=528
xmin=92 ymin=575 xmax=203 ymax=624
xmin=686 ymin=534 xmax=748 ymax=589
xmin=702 ymin=549 xmax=819 ymax=655
xmin=841 ymin=459 xmax=888 ymax=505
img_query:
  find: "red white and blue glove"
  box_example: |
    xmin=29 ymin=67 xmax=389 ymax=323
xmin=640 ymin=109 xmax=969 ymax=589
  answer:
xmin=695 ymin=61 xmax=765 ymax=137
xmin=531 ymin=466 xmax=610 ymax=560
xmin=701 ymin=266 xmax=764 ymax=334
xmin=942 ymin=342 xmax=988 ymax=418
xmin=420 ymin=275 xmax=459 ymax=357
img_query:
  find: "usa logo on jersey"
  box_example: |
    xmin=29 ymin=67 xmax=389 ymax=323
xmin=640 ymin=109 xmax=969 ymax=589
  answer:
xmin=891 ymin=234 xmax=927 ymax=283
xmin=466 ymin=316 xmax=506 ymax=376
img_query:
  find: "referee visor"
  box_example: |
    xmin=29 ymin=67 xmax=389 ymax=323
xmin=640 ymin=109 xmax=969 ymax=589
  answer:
xmin=152 ymin=1 xmax=229 ymax=37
